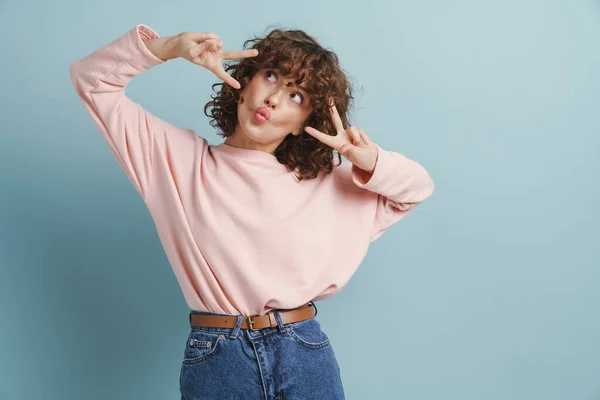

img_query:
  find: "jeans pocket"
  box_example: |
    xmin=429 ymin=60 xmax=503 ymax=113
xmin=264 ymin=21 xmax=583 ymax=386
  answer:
xmin=182 ymin=330 xmax=224 ymax=365
xmin=288 ymin=317 xmax=331 ymax=349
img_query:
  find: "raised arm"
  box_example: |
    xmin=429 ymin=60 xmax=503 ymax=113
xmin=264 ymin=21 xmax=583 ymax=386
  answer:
xmin=69 ymin=24 xmax=189 ymax=201
xmin=351 ymin=144 xmax=435 ymax=242
xmin=70 ymin=24 xmax=259 ymax=201
xmin=306 ymin=100 xmax=435 ymax=242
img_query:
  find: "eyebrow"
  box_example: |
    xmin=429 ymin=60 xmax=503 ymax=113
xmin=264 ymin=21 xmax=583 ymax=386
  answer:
xmin=285 ymin=81 xmax=308 ymax=93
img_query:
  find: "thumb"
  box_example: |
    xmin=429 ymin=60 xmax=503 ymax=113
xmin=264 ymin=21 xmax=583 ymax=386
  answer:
xmin=338 ymin=142 xmax=354 ymax=157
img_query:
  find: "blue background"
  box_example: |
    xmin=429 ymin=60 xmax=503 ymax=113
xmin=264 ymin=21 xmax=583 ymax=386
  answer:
xmin=1 ymin=0 xmax=599 ymax=399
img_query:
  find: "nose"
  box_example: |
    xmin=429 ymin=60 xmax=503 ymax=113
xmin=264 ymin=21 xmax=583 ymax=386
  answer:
xmin=264 ymin=90 xmax=283 ymax=109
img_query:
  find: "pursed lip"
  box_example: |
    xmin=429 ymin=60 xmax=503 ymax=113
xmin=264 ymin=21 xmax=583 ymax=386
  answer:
xmin=256 ymin=106 xmax=271 ymax=121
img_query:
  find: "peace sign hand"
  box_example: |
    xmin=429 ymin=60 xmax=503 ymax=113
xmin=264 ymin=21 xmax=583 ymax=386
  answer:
xmin=305 ymin=100 xmax=378 ymax=173
xmin=174 ymin=31 xmax=259 ymax=89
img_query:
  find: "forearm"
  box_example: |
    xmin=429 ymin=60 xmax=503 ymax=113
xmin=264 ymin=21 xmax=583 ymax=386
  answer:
xmin=352 ymin=144 xmax=434 ymax=203
xmin=69 ymin=24 xmax=168 ymax=200
xmin=143 ymin=35 xmax=180 ymax=61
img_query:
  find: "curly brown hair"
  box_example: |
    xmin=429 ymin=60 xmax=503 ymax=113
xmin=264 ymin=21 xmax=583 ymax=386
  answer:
xmin=203 ymin=25 xmax=356 ymax=181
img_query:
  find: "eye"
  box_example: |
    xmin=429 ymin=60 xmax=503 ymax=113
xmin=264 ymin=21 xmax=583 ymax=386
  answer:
xmin=264 ymin=70 xmax=304 ymax=105
xmin=290 ymin=92 xmax=304 ymax=104
xmin=264 ymin=70 xmax=277 ymax=82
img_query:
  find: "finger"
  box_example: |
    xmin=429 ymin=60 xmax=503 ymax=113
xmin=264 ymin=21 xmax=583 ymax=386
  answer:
xmin=222 ymin=49 xmax=259 ymax=60
xmin=357 ymin=128 xmax=370 ymax=145
xmin=305 ymin=126 xmax=336 ymax=148
xmin=328 ymin=99 xmax=345 ymax=133
xmin=186 ymin=32 xmax=220 ymax=41
xmin=189 ymin=38 xmax=220 ymax=59
xmin=212 ymin=39 xmax=223 ymax=50
xmin=348 ymin=126 xmax=361 ymax=146
xmin=208 ymin=63 xmax=241 ymax=89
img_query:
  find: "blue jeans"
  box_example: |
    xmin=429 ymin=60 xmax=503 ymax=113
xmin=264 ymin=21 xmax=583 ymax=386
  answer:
xmin=179 ymin=301 xmax=346 ymax=400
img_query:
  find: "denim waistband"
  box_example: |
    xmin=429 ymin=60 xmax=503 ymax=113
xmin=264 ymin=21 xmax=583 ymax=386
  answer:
xmin=187 ymin=301 xmax=318 ymax=338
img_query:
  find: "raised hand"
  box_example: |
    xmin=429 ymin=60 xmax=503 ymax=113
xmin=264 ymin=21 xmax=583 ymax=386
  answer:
xmin=305 ymin=99 xmax=378 ymax=173
xmin=174 ymin=31 xmax=259 ymax=89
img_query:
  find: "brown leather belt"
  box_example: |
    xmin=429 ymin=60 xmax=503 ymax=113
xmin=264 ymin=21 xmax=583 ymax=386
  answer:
xmin=190 ymin=302 xmax=316 ymax=331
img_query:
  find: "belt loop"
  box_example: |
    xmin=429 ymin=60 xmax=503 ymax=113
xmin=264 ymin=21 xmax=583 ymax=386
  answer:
xmin=273 ymin=310 xmax=286 ymax=332
xmin=230 ymin=315 xmax=243 ymax=339
xmin=310 ymin=301 xmax=318 ymax=317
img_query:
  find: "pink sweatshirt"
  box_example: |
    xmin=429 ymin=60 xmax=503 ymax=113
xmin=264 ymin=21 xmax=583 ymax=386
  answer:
xmin=69 ymin=24 xmax=435 ymax=317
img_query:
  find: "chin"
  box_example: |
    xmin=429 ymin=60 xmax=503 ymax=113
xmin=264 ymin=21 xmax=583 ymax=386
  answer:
xmin=238 ymin=119 xmax=262 ymax=143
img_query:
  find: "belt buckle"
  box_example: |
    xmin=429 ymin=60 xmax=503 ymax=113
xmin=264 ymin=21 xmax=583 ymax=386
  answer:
xmin=247 ymin=315 xmax=260 ymax=331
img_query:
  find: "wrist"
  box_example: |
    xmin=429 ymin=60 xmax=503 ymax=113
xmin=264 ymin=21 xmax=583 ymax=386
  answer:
xmin=366 ymin=144 xmax=378 ymax=173
xmin=143 ymin=35 xmax=179 ymax=61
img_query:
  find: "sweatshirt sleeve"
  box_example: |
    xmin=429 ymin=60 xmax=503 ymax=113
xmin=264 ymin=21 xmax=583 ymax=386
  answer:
xmin=69 ymin=24 xmax=199 ymax=202
xmin=351 ymin=144 xmax=435 ymax=242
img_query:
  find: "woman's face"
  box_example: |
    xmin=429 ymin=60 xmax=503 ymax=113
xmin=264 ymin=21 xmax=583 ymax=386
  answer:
xmin=228 ymin=68 xmax=313 ymax=154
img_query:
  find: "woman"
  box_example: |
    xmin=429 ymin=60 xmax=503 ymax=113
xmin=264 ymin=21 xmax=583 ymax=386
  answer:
xmin=70 ymin=23 xmax=434 ymax=400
